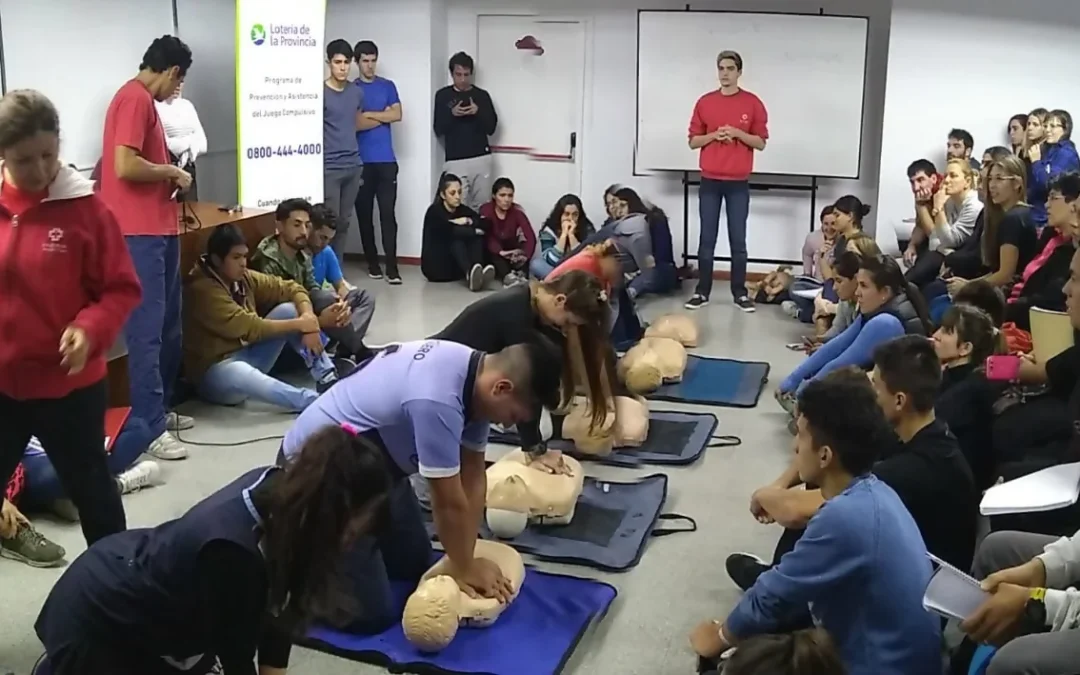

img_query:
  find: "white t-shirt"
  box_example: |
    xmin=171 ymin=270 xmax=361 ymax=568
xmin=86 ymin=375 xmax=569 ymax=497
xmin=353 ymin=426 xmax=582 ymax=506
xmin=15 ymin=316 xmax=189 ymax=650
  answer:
xmin=155 ymin=97 xmax=207 ymax=166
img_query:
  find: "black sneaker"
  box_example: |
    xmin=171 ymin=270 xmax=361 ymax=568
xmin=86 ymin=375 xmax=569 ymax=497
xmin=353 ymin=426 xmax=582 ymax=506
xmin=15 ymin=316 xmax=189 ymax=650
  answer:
xmin=725 ymin=552 xmax=769 ymax=591
xmin=333 ymin=356 xmax=357 ymax=379
xmin=684 ymin=294 xmax=709 ymax=310
xmin=468 ymin=264 xmax=484 ymax=291
xmin=386 ymin=272 xmax=402 ymax=285
xmin=368 ymin=267 xmax=384 ymax=280
xmin=316 ymin=374 xmax=339 ymax=395
xmin=735 ymin=296 xmax=756 ymax=313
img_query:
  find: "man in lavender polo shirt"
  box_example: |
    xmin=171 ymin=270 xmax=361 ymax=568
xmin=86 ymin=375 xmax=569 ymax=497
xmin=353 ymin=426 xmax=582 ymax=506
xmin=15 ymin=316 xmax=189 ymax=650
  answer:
xmin=282 ymin=339 xmax=561 ymax=633
xmin=324 ymin=38 xmax=365 ymax=263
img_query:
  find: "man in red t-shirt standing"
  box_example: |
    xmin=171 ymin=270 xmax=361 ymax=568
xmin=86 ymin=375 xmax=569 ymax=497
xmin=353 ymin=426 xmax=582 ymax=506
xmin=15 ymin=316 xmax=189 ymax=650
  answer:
xmin=685 ymin=50 xmax=769 ymax=313
xmin=101 ymin=36 xmax=194 ymax=461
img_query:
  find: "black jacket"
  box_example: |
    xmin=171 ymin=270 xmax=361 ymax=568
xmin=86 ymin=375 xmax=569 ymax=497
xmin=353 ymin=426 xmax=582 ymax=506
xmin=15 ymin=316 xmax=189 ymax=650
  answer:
xmin=1005 ymin=232 xmax=1074 ymax=330
xmin=421 ymin=201 xmax=485 ymax=282
xmin=936 ymin=363 xmax=1002 ymax=490
xmin=433 ymin=86 xmax=497 ymax=161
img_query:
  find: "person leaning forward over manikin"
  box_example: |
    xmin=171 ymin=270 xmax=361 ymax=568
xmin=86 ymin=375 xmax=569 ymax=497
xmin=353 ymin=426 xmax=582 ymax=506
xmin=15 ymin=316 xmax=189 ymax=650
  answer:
xmin=280 ymin=338 xmax=562 ymax=632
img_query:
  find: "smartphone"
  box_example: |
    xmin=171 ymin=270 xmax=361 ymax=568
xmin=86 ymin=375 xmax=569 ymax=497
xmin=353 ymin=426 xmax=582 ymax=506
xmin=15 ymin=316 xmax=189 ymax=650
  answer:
xmin=985 ymin=355 xmax=1021 ymax=382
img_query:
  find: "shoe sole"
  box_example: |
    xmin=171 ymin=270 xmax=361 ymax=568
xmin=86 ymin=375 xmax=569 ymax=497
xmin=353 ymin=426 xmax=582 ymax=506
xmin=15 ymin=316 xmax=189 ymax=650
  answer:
xmin=482 ymin=265 xmax=497 ymax=288
xmin=468 ymin=266 xmax=484 ymax=291
xmin=737 ymin=304 xmax=756 ymax=313
xmin=147 ymin=450 xmax=188 ymax=461
xmin=165 ymin=421 xmax=195 ymax=432
xmin=387 ymin=278 xmax=402 ymax=285
xmin=369 ymin=273 xmax=384 ymax=279
xmin=684 ymin=300 xmax=709 ymax=310
xmin=1 ymin=548 xmax=64 ymax=568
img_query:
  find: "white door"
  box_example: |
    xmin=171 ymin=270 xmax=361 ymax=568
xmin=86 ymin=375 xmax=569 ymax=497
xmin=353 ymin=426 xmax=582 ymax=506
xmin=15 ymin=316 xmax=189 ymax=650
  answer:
xmin=476 ymin=15 xmax=586 ymax=232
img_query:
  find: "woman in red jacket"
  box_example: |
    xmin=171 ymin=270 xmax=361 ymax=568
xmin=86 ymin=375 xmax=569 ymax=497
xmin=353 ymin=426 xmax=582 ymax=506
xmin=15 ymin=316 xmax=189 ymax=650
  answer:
xmin=0 ymin=90 xmax=141 ymax=546
xmin=479 ymin=177 xmax=536 ymax=285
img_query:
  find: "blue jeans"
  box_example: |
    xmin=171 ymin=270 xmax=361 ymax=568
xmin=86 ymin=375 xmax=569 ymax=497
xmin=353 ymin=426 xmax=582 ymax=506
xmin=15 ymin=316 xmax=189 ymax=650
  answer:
xmin=123 ymin=235 xmax=183 ymax=439
xmin=22 ymin=418 xmax=153 ymax=507
xmin=628 ymin=263 xmax=679 ymax=299
xmin=696 ymin=179 xmax=750 ymax=300
xmin=197 ymin=303 xmax=335 ymax=412
xmin=530 ymin=257 xmax=556 ymax=280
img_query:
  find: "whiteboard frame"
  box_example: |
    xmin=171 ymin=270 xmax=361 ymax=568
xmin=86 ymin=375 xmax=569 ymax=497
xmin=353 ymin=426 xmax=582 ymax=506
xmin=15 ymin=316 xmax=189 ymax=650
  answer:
xmin=633 ymin=9 xmax=871 ymax=180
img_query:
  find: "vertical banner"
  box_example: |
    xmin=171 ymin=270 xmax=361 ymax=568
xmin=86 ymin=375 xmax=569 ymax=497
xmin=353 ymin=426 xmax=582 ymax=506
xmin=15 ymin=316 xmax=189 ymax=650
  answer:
xmin=236 ymin=0 xmax=326 ymax=208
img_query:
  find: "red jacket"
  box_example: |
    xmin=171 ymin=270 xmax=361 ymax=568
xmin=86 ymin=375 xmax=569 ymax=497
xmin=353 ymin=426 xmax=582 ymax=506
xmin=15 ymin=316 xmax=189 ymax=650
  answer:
xmin=479 ymin=201 xmax=537 ymax=259
xmin=0 ymin=166 xmax=141 ymax=400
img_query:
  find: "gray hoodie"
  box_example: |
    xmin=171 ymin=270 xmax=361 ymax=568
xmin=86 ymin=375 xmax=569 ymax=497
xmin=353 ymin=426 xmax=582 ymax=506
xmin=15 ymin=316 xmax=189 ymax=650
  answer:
xmin=1037 ymin=532 xmax=1080 ymax=630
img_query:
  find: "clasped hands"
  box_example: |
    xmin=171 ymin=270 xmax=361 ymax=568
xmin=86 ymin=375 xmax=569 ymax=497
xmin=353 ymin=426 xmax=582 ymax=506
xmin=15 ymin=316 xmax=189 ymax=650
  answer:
xmin=499 ymin=249 xmax=528 ymax=265
xmin=450 ymin=556 xmax=514 ymax=603
xmin=526 ymin=448 xmax=573 ymax=475
xmin=451 ymin=100 xmax=479 ymax=117
xmin=960 ymin=559 xmax=1047 ymax=646
xmin=712 ymin=126 xmax=743 ymax=144
xmin=318 ymin=300 xmax=353 ymax=330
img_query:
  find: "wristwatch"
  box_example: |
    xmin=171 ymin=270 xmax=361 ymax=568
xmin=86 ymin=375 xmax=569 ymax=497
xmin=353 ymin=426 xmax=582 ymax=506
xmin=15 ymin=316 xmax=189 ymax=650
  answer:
xmin=525 ymin=442 xmax=548 ymax=459
xmin=1021 ymin=588 xmax=1048 ymax=632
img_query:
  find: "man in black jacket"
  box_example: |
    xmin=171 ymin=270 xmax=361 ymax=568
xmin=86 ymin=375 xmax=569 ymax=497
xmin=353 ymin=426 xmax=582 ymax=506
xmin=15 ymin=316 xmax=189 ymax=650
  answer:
xmin=434 ymin=52 xmax=498 ymax=211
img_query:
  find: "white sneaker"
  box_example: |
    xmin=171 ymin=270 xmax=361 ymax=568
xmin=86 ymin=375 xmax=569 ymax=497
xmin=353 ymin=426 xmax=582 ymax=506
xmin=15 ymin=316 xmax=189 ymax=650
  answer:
xmin=117 ymin=460 xmax=163 ymax=494
xmin=165 ymin=412 xmax=194 ymax=431
xmin=147 ymin=432 xmax=188 ymax=460
xmin=781 ymin=300 xmax=800 ymax=320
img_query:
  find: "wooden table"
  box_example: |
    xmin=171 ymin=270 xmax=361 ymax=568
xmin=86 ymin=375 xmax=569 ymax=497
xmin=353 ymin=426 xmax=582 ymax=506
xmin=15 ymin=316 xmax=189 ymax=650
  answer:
xmin=106 ymin=202 xmax=276 ymax=407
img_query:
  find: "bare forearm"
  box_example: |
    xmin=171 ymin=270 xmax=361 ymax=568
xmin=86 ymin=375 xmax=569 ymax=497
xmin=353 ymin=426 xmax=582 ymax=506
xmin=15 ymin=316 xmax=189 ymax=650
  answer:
xmin=462 ymin=465 xmax=487 ymax=528
xmin=433 ymin=501 xmax=477 ymax=570
xmin=774 ymin=460 xmax=803 ymax=489
xmin=357 ymin=115 xmax=381 ymax=130
xmin=116 ymin=152 xmax=175 ymax=183
xmin=914 ymin=206 xmax=935 ymax=236
xmin=758 ymin=487 xmax=823 ymax=528
xmin=737 ymin=133 xmax=766 ymax=151
xmin=689 ymin=135 xmax=714 ymax=150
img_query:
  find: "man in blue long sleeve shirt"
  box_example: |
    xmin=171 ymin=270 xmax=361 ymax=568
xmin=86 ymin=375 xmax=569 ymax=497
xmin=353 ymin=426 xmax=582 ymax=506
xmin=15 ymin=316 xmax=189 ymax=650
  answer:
xmin=690 ymin=373 xmax=942 ymax=675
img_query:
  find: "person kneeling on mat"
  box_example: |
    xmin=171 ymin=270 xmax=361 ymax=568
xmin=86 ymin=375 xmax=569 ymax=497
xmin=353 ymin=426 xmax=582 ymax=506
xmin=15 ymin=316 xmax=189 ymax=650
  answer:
xmin=34 ymin=425 xmax=391 ymax=675
xmin=280 ymin=339 xmax=562 ymax=632
xmin=432 ymin=269 xmax=615 ymax=475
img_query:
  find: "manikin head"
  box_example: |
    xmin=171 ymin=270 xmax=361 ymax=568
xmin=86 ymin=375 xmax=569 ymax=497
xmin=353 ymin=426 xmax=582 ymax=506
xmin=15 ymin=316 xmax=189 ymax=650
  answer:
xmin=138 ymin=35 xmax=192 ymax=102
xmin=491 ymin=177 xmax=515 ymax=213
xmin=716 ymin=50 xmax=743 ymax=90
xmin=871 ymin=335 xmax=941 ymax=427
xmin=274 ymin=198 xmax=314 ymax=252
xmin=534 ymin=270 xmax=610 ymax=330
xmin=946 ymin=128 xmax=974 ymax=160
xmin=0 ymin=89 xmax=62 ymax=193
xmin=449 ymin=52 xmax=474 ymax=91
xmin=326 ymin=39 xmax=352 ymax=84
xmin=793 ymin=371 xmax=888 ymax=486
xmin=437 ymin=173 xmax=463 ymax=210
xmin=1008 ymin=114 xmax=1028 ymax=149
xmin=1045 ymin=109 xmax=1073 ymax=146
xmin=932 ymin=305 xmax=999 ymax=369
xmin=207 ymin=224 xmax=250 ymax=284
xmin=354 ymin=40 xmax=379 ymax=82
xmin=830 ymin=195 xmax=870 ymax=236
xmin=1027 ymin=108 xmax=1049 ymax=145
xmin=308 ymin=203 xmax=338 ymax=255
xmin=473 ymin=341 xmax=562 ymax=427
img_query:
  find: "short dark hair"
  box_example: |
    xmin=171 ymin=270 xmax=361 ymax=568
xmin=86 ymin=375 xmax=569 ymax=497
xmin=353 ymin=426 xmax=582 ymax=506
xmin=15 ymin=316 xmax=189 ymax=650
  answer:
xmin=819 ymin=205 xmax=836 ymax=221
xmin=449 ymin=51 xmax=474 ymax=74
xmin=326 ymin=39 xmax=353 ymax=61
xmin=207 ymin=223 xmax=246 ymax=261
xmin=275 ymin=198 xmax=313 ymax=222
xmin=949 ymin=128 xmax=974 ymax=150
xmin=716 ymin=50 xmax=743 ymax=70
xmin=1049 ymin=109 xmax=1074 ymax=141
xmin=906 ymin=158 xmax=937 ymax=179
xmin=310 ymin=203 xmax=337 ymax=230
xmin=140 ymin=35 xmax=193 ymax=77
xmin=353 ymin=40 xmax=378 ymax=59
xmin=0 ymin=90 xmax=59 ymax=151
xmin=725 ymin=629 xmax=845 ymax=675
xmin=873 ymin=335 xmax=941 ymax=414
xmin=939 ymin=304 xmax=1004 ymax=368
xmin=834 ymin=250 xmax=862 ymax=279
xmin=492 ymin=177 xmax=515 ymax=195
xmin=952 ymin=280 xmax=1006 ymax=326
xmin=1049 ymin=171 xmax=1080 ymax=203
xmin=797 ymin=370 xmax=891 ymax=476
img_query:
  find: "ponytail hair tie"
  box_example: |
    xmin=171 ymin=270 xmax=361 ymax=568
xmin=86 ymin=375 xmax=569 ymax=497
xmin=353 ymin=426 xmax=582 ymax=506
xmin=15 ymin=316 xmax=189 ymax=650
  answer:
xmin=340 ymin=422 xmax=359 ymax=436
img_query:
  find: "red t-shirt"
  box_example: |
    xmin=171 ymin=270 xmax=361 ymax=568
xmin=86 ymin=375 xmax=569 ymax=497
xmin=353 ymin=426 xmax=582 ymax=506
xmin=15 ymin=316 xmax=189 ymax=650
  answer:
xmin=550 ymin=251 xmax=614 ymax=292
xmin=688 ymin=89 xmax=769 ymax=181
xmin=100 ymin=79 xmax=177 ymax=236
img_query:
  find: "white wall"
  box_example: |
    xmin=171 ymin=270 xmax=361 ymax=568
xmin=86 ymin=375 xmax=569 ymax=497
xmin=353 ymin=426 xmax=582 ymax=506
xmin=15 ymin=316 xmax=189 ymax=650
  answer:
xmin=877 ymin=0 xmax=1080 ymax=246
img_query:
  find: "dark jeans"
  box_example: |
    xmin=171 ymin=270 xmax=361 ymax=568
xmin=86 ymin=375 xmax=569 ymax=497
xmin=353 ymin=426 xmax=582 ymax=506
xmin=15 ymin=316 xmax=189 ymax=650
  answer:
xmin=696 ymin=178 xmax=750 ymax=300
xmin=0 ymin=380 xmax=125 ymax=545
xmin=628 ymin=263 xmax=679 ymax=299
xmin=355 ymin=162 xmax=400 ymax=276
xmin=488 ymin=253 xmax=526 ymax=281
xmin=450 ymin=236 xmax=485 ymax=278
xmin=905 ymin=248 xmax=946 ymax=289
xmin=123 ymin=235 xmax=182 ymax=440
xmin=342 ymin=478 xmax=433 ymax=633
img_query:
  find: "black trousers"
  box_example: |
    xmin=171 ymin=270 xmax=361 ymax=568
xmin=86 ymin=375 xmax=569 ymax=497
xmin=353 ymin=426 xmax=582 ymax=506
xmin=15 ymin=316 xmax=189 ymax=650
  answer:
xmin=0 ymin=380 xmax=125 ymax=544
xmin=905 ymin=248 xmax=946 ymax=289
xmin=355 ymin=162 xmax=400 ymax=276
xmin=450 ymin=236 xmax=485 ymax=277
xmin=488 ymin=253 xmax=527 ymax=281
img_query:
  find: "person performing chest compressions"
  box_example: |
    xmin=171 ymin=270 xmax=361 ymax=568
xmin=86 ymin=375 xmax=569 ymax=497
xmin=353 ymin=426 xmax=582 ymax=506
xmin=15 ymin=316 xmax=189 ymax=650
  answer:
xmin=432 ymin=269 xmax=615 ymax=474
xmin=280 ymin=339 xmax=562 ymax=633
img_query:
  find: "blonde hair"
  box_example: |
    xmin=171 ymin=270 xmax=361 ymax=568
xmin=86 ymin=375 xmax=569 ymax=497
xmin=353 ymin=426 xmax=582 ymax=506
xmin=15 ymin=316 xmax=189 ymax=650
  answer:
xmin=946 ymin=157 xmax=978 ymax=192
xmin=845 ymin=231 xmax=881 ymax=259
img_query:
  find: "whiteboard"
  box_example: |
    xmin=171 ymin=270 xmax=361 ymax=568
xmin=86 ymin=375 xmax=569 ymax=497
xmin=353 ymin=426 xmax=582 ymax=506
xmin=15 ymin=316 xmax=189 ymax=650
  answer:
xmin=0 ymin=0 xmax=175 ymax=169
xmin=636 ymin=11 xmax=868 ymax=178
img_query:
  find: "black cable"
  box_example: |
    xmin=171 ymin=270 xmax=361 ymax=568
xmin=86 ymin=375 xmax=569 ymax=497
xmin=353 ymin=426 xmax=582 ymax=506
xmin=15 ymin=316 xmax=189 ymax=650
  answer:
xmin=174 ymin=427 xmax=284 ymax=448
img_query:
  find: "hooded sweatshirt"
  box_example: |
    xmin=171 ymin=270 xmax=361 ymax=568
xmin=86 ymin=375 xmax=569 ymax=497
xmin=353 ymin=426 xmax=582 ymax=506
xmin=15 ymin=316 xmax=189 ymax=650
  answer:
xmin=1034 ymin=531 xmax=1080 ymax=632
xmin=0 ymin=165 xmax=141 ymax=400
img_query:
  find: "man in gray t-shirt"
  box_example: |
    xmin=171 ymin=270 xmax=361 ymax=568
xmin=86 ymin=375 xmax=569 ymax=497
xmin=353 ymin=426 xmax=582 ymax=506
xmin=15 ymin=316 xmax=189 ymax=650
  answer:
xmin=324 ymin=39 xmax=365 ymax=263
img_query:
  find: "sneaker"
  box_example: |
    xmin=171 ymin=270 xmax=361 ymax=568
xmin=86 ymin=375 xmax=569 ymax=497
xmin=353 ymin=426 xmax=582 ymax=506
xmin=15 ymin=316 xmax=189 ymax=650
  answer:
xmin=780 ymin=300 xmax=800 ymax=320
xmin=774 ymin=389 xmax=798 ymax=415
xmin=735 ymin=296 xmax=756 ymax=313
xmin=117 ymin=460 xmax=163 ymax=495
xmin=147 ymin=431 xmax=188 ymax=461
xmin=684 ymin=294 xmax=709 ymax=310
xmin=725 ymin=552 xmax=769 ymax=592
xmin=1 ymin=522 xmax=66 ymax=568
xmin=316 ymin=373 xmax=339 ymax=395
xmin=387 ymin=274 xmax=403 ymax=285
xmin=368 ymin=267 xmax=384 ymax=280
xmin=468 ymin=263 xmax=484 ymax=291
xmin=50 ymin=499 xmax=79 ymax=522
xmin=481 ymin=264 xmax=497 ymax=289
xmin=165 ymin=411 xmax=194 ymax=431
xmin=333 ymin=356 xmax=357 ymax=379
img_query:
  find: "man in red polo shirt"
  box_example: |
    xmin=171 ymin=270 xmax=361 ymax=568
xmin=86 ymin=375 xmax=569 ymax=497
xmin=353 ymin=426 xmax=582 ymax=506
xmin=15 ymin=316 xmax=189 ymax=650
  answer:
xmin=685 ymin=50 xmax=768 ymax=313
xmin=101 ymin=35 xmax=194 ymax=461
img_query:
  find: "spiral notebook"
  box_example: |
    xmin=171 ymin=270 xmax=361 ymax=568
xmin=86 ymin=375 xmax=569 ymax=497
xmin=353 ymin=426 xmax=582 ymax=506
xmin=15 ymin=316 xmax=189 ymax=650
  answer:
xmin=979 ymin=461 xmax=1080 ymax=516
xmin=922 ymin=553 xmax=989 ymax=622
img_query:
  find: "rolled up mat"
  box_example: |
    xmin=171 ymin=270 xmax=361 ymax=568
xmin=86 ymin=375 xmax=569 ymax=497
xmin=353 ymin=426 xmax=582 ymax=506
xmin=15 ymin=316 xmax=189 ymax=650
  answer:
xmin=422 ymin=473 xmax=696 ymax=571
xmin=648 ymin=355 xmax=770 ymax=408
xmin=301 ymin=569 xmax=617 ymax=675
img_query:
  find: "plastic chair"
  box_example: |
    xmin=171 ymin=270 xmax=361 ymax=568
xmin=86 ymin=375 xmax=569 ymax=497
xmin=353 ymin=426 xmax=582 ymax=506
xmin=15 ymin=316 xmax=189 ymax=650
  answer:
xmin=1029 ymin=307 xmax=1074 ymax=365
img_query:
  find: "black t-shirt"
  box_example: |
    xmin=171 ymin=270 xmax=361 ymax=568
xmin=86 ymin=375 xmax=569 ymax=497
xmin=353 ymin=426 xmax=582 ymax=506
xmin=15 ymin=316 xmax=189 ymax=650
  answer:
xmin=1045 ymin=344 xmax=1080 ymax=458
xmin=936 ymin=363 xmax=1001 ymax=490
xmin=432 ymin=284 xmax=563 ymax=354
xmin=994 ymin=205 xmax=1038 ymax=277
xmin=872 ymin=418 xmax=978 ymax=570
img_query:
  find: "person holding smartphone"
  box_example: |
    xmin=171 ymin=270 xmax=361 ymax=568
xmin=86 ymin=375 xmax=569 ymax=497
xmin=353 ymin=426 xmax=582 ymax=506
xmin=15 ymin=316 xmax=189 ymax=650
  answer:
xmin=433 ymin=52 xmax=498 ymax=211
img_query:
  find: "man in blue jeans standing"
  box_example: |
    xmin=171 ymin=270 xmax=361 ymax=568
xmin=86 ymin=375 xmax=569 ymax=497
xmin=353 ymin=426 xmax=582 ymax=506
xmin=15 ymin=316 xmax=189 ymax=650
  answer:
xmin=685 ymin=50 xmax=769 ymax=313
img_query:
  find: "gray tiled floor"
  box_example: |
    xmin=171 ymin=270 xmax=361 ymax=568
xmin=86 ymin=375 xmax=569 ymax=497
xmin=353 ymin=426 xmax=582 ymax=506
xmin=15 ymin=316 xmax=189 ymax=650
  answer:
xmin=1 ymin=266 xmax=811 ymax=675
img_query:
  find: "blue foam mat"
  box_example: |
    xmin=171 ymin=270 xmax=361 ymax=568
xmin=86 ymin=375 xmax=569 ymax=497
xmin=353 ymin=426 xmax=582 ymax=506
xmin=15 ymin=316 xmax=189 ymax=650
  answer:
xmin=303 ymin=569 xmax=617 ymax=675
xmin=648 ymin=355 xmax=770 ymax=408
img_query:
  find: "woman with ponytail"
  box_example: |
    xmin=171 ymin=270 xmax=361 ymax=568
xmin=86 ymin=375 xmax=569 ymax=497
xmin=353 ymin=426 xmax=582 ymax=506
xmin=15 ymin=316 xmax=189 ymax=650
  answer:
xmin=34 ymin=425 xmax=391 ymax=675
xmin=434 ymin=270 xmax=614 ymax=474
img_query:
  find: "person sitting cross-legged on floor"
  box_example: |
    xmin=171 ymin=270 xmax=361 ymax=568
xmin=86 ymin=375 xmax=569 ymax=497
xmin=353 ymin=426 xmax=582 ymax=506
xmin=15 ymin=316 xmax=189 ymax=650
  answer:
xmin=690 ymin=371 xmax=943 ymax=675
xmin=251 ymin=198 xmax=375 ymax=363
xmin=531 ymin=193 xmax=596 ymax=280
xmin=183 ymin=224 xmax=338 ymax=412
xmin=421 ymin=172 xmax=495 ymax=291
xmin=479 ymin=177 xmax=536 ymax=286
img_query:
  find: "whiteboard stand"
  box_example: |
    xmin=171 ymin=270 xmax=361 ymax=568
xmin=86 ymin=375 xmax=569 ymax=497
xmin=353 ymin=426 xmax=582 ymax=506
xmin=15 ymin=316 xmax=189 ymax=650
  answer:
xmin=679 ymin=173 xmax=819 ymax=270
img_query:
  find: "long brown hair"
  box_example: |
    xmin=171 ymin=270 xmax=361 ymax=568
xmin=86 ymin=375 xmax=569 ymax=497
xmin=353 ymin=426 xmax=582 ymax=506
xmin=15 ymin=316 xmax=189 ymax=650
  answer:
xmin=982 ymin=155 xmax=1028 ymax=269
xmin=260 ymin=426 xmax=391 ymax=630
xmin=725 ymin=629 xmax=846 ymax=675
xmin=537 ymin=270 xmax=615 ymax=429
